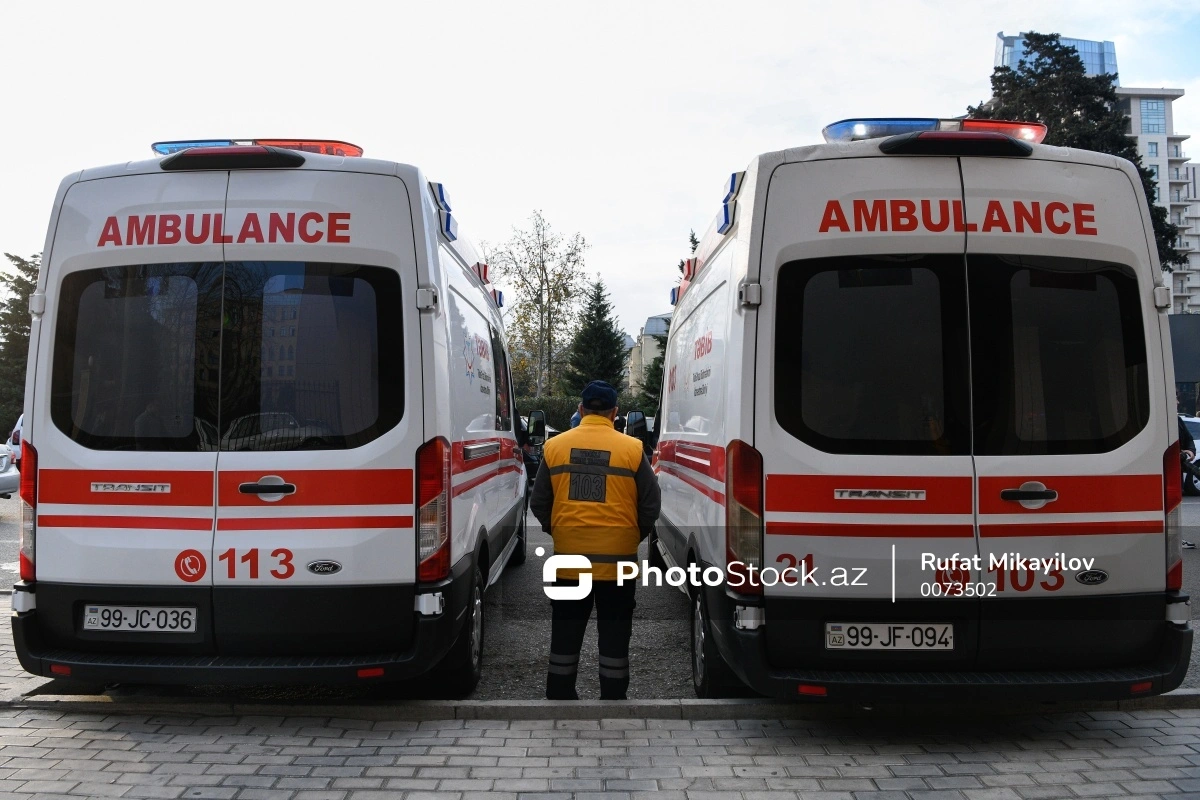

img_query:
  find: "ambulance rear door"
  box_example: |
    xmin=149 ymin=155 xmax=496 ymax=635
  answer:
xmin=31 ymin=171 xmax=225 ymax=652
xmin=213 ymin=169 xmax=421 ymax=655
xmin=757 ymin=154 xmax=980 ymax=670
xmin=962 ymin=156 xmax=1168 ymax=670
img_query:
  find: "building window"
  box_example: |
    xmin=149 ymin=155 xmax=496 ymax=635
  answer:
xmin=1148 ymin=142 xmax=1158 ymax=157
xmin=1141 ymin=99 xmax=1166 ymax=134
xmin=1171 ymin=144 xmax=1181 ymax=158
xmin=1150 ymin=165 xmax=1159 ymax=180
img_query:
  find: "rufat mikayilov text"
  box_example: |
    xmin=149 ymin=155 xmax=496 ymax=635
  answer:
xmin=923 ymin=552 xmax=1096 ymax=574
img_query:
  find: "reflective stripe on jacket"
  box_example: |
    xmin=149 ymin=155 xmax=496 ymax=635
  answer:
xmin=529 ymin=414 xmax=661 ymax=580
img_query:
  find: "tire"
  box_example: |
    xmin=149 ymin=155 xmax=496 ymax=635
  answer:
xmin=1186 ymin=467 xmax=1200 ymax=497
xmin=441 ymin=564 xmax=485 ymax=697
xmin=508 ymin=512 xmax=527 ymax=567
xmin=690 ymin=585 xmax=735 ymax=698
xmin=648 ymin=528 xmax=667 ymax=572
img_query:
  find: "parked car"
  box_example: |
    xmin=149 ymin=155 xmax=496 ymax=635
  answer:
xmin=0 ymin=446 xmax=16 ymax=498
xmin=8 ymin=414 xmax=21 ymax=470
xmin=1181 ymin=415 xmax=1200 ymax=496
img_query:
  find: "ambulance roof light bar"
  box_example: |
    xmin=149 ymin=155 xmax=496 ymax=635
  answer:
xmin=821 ymin=118 xmax=1047 ymax=145
xmin=151 ymin=139 xmax=364 ymax=157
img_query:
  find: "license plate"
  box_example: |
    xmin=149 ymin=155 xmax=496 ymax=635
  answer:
xmin=825 ymin=622 xmax=953 ymax=650
xmin=83 ymin=605 xmax=197 ymax=633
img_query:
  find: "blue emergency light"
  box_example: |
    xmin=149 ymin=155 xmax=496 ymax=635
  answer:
xmin=822 ymin=118 xmax=1047 ymax=144
xmin=151 ymin=139 xmax=364 ymax=157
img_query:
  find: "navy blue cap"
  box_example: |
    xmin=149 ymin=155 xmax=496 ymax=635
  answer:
xmin=581 ymin=380 xmax=618 ymax=411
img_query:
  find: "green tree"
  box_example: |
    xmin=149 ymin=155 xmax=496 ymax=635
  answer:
xmin=486 ymin=211 xmax=587 ymax=397
xmin=0 ymin=254 xmax=39 ymax=428
xmin=559 ymin=279 xmax=627 ymax=395
xmin=968 ymin=31 xmax=1185 ymax=269
xmin=637 ymin=320 xmax=669 ymax=412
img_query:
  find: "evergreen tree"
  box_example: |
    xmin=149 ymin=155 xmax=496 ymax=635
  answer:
xmin=559 ymin=279 xmax=627 ymax=395
xmin=0 ymin=254 xmax=39 ymax=427
xmin=968 ymin=32 xmax=1185 ymax=269
xmin=638 ymin=320 xmax=669 ymax=412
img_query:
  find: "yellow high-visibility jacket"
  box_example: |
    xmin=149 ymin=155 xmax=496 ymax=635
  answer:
xmin=529 ymin=414 xmax=661 ymax=581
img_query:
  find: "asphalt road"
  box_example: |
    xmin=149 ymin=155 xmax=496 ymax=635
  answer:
xmin=4 ymin=494 xmax=1200 ymax=699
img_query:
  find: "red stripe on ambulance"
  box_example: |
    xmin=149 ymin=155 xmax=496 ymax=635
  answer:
xmin=97 ymin=212 xmax=352 ymax=247
xmin=817 ymin=199 xmax=1098 ymax=235
xmin=766 ymin=475 xmax=971 ymax=514
xmin=39 ymin=470 xmax=215 ymax=506
xmin=767 ymin=522 xmax=973 ymax=538
xmin=218 ymin=469 xmax=413 ymax=506
xmin=977 ymin=475 xmax=1161 ymax=514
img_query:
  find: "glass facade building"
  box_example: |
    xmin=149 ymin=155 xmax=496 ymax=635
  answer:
xmin=995 ymin=32 xmax=1119 ymax=84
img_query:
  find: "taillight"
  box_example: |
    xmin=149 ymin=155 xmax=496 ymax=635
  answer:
xmin=19 ymin=441 xmax=36 ymax=582
xmin=725 ymin=439 xmax=763 ymax=595
xmin=417 ymin=437 xmax=451 ymax=582
xmin=1165 ymin=442 xmax=1183 ymax=591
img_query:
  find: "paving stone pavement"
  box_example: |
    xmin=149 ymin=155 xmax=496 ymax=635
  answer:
xmin=0 ymin=708 xmax=1197 ymax=799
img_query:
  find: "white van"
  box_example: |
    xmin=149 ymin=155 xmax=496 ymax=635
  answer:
xmin=649 ymin=118 xmax=1193 ymax=701
xmin=12 ymin=140 xmax=527 ymax=693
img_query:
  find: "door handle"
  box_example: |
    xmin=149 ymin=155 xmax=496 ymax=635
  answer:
xmin=239 ymin=482 xmax=296 ymax=495
xmin=1000 ymin=488 xmax=1058 ymax=502
xmin=463 ymin=442 xmax=501 ymax=460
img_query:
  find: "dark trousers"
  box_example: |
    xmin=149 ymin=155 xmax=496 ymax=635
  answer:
xmin=547 ymin=579 xmax=637 ymax=700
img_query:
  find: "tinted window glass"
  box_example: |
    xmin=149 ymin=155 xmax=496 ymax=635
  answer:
xmin=51 ymin=264 xmax=222 ymax=451
xmin=775 ymin=255 xmax=970 ymax=456
xmin=970 ymin=255 xmax=1148 ymax=455
xmin=490 ymin=325 xmax=513 ymax=432
xmin=220 ymin=262 xmax=402 ymax=450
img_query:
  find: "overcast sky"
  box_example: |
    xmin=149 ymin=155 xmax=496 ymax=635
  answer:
xmin=3 ymin=1 xmax=1198 ymax=337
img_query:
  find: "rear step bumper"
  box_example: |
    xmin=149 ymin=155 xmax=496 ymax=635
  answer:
xmin=707 ymin=584 xmax=1194 ymax=702
xmin=11 ymin=560 xmax=474 ymax=686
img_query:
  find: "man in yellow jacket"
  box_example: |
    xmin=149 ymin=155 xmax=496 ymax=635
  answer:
xmin=529 ymin=380 xmax=661 ymax=700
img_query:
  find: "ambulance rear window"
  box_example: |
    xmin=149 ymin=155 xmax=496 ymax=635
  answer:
xmin=218 ymin=262 xmax=403 ymax=450
xmin=969 ymin=255 xmax=1148 ymax=455
xmin=51 ymin=261 xmax=403 ymax=451
xmin=775 ymin=255 xmax=971 ymax=456
xmin=51 ymin=263 xmax=222 ymax=451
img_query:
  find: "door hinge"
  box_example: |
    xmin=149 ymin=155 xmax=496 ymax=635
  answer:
xmin=1154 ymin=285 xmax=1171 ymax=309
xmin=739 ymin=282 xmax=762 ymax=307
xmin=28 ymin=292 xmax=45 ymax=316
xmin=416 ymin=287 xmax=440 ymax=311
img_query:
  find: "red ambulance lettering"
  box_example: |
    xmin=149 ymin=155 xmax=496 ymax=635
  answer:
xmin=1014 ymin=201 xmax=1041 ymax=233
xmin=237 ymin=213 xmax=265 ymax=244
xmin=853 ymin=199 xmax=887 ymax=232
xmin=185 ymin=213 xmax=210 ymax=244
xmin=269 ymin=213 xmax=295 ymax=243
xmin=127 ymin=214 xmax=156 ymax=245
xmin=694 ymin=331 xmax=713 ymax=359
xmin=97 ymin=212 xmax=353 ymax=246
xmin=1074 ymin=203 xmax=1098 ymax=235
xmin=890 ymin=200 xmax=918 ymax=232
xmin=921 ymin=199 xmax=951 ymax=232
xmin=816 ymin=199 xmax=1100 ymax=236
xmin=328 ymin=212 xmax=351 ymax=243
xmin=981 ymin=200 xmax=1012 ymax=233
xmin=158 ymin=214 xmax=182 ymax=244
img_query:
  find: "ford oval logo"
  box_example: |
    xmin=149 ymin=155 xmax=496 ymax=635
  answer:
xmin=307 ymin=560 xmax=342 ymax=575
xmin=1076 ymin=569 xmax=1108 ymax=586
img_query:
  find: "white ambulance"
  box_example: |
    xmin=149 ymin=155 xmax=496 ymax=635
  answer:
xmin=650 ymin=118 xmax=1193 ymax=701
xmin=12 ymin=139 xmax=527 ymax=693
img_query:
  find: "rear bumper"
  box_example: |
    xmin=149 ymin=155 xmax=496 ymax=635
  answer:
xmin=11 ymin=556 xmax=475 ymax=685
xmin=704 ymin=582 xmax=1194 ymax=702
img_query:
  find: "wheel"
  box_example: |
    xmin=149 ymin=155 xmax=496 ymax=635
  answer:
xmin=440 ymin=564 xmax=485 ymax=697
xmin=1186 ymin=466 xmax=1200 ymax=497
xmin=690 ymin=585 xmax=735 ymax=698
xmin=648 ymin=528 xmax=667 ymax=572
xmin=508 ymin=512 xmax=527 ymax=567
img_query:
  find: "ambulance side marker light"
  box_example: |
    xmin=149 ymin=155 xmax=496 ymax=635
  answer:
xmin=357 ymin=667 xmax=385 ymax=679
xmin=50 ymin=664 xmax=70 ymax=676
xmin=1130 ymin=681 xmax=1153 ymax=694
xmin=797 ymin=684 xmax=827 ymax=696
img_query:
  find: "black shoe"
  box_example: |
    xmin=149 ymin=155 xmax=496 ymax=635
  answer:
xmin=1184 ymin=541 xmax=1196 ymax=550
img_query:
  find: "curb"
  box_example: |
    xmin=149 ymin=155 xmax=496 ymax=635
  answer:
xmin=8 ymin=690 xmax=1200 ymax=720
